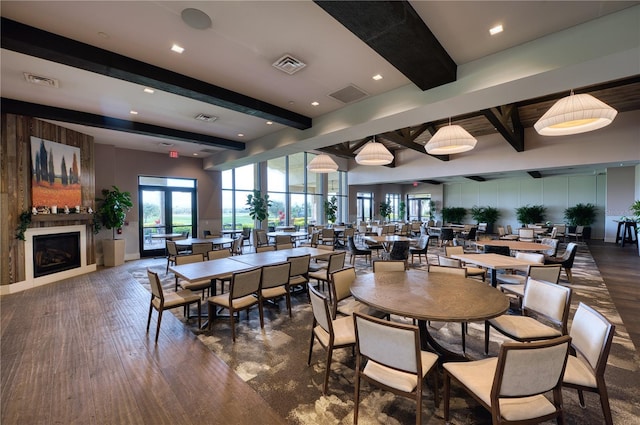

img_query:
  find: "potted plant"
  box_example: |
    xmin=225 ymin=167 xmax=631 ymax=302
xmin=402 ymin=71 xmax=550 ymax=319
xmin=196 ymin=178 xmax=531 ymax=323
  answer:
xmin=324 ymin=195 xmax=338 ymax=224
xmin=515 ymin=204 xmax=546 ymax=227
xmin=94 ymin=185 xmax=133 ymax=267
xmin=630 ymin=200 xmax=640 ymax=255
xmin=398 ymin=201 xmax=406 ymax=222
xmin=246 ymin=190 xmax=271 ymax=229
xmin=470 ymin=205 xmax=501 ymax=234
xmin=564 ymin=202 xmax=597 ymax=240
xmin=379 ymin=201 xmax=392 ymax=222
xmin=441 ymin=206 xmax=466 ymax=224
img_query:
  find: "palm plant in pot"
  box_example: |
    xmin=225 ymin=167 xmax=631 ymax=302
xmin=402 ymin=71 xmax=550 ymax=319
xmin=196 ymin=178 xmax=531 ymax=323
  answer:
xmin=515 ymin=204 xmax=546 ymax=227
xmin=441 ymin=206 xmax=466 ymax=224
xmin=564 ymin=202 xmax=597 ymax=240
xmin=94 ymin=186 xmax=133 ymax=267
xmin=470 ymin=205 xmax=501 ymax=234
xmin=379 ymin=201 xmax=392 ymax=223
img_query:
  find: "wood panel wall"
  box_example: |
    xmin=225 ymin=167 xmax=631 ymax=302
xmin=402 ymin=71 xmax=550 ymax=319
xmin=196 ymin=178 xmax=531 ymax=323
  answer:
xmin=1 ymin=114 xmax=96 ymax=285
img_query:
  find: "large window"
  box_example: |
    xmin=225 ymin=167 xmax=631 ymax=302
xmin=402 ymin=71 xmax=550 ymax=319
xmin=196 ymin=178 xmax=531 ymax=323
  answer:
xmin=222 ymin=164 xmax=256 ymax=230
xmin=357 ymin=192 xmax=373 ymax=223
xmin=407 ymin=193 xmax=433 ymax=222
xmin=385 ymin=193 xmax=401 ymax=221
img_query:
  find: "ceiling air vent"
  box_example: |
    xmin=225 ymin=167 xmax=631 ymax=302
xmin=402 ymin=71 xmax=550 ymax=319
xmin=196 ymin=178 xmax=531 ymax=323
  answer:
xmin=272 ymin=54 xmax=306 ymax=75
xmin=194 ymin=113 xmax=217 ymax=122
xmin=23 ymin=73 xmax=59 ymax=88
xmin=328 ymin=84 xmax=368 ymax=104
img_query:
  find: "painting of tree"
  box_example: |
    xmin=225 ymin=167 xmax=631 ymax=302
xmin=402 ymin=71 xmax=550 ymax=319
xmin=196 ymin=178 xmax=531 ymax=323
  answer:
xmin=30 ymin=137 xmax=82 ymax=208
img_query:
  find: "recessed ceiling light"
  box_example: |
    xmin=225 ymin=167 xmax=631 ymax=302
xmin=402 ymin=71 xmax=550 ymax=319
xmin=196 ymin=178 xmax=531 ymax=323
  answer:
xmin=130 ymin=110 xmax=138 ymax=115
xmin=237 ymin=133 xmax=244 ymax=137
xmin=266 ymin=121 xmax=273 ymax=125
xmin=171 ymin=44 xmax=185 ymax=54
xmin=489 ymin=25 xmax=503 ymax=35
xmin=372 ymin=74 xmax=383 ymax=81
xmin=193 ymin=153 xmax=199 ymax=156
xmin=311 ymin=101 xmax=319 ymax=106
xmin=143 ymin=87 xmax=154 ymax=94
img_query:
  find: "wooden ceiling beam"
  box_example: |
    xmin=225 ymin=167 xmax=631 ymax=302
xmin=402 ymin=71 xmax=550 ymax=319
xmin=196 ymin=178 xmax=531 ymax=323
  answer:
xmin=482 ymin=104 xmax=525 ymax=152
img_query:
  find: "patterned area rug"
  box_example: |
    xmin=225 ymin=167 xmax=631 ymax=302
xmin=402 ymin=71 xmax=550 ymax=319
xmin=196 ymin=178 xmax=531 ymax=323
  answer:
xmin=131 ymin=242 xmax=640 ymax=425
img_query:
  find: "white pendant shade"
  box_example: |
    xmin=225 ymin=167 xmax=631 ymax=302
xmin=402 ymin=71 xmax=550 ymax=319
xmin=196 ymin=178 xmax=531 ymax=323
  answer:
xmin=534 ymin=92 xmax=617 ymax=136
xmin=425 ymin=124 xmax=477 ymax=155
xmin=307 ymin=154 xmax=338 ymax=173
xmin=355 ymin=139 xmax=394 ymax=165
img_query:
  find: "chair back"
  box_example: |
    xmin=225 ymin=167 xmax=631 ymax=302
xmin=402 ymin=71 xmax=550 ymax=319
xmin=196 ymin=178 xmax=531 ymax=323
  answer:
xmin=166 ymin=240 xmax=178 ymax=256
xmin=555 ymin=224 xmax=566 ymax=235
xmin=388 ymin=240 xmax=410 ymax=261
xmin=514 ymin=251 xmax=544 ymax=264
xmin=175 ymin=253 xmax=205 ymax=265
xmin=203 ymin=230 xmax=212 ymax=238
xmin=483 ymin=245 xmax=511 ymax=256
xmin=540 ymin=237 xmax=559 ymax=256
xmin=256 ymin=245 xmax=276 ymax=252
xmin=497 ymin=226 xmax=506 ymax=237
xmin=191 ymin=242 xmax=212 ymax=255
xmin=354 ymin=312 xmax=421 ymax=375
xmin=549 ymin=227 xmax=558 ymax=239
xmin=308 ymin=231 xmax=319 ymax=247
xmin=276 ymin=235 xmax=292 ymax=245
xmin=260 ymin=262 xmax=291 ymax=290
xmin=518 ymin=228 xmax=535 ymax=239
xmin=428 ymin=264 xmax=467 ymax=277
xmin=444 ymin=245 xmax=464 ymax=257
xmin=506 ymin=224 xmax=513 ymax=234
xmin=493 ymin=336 xmax=571 ymax=400
xmin=523 ymin=278 xmax=572 ymax=333
xmin=288 ymin=254 xmax=311 ymax=277
xmin=416 ymin=234 xmax=429 ymax=250
xmin=231 ymin=236 xmax=243 ymax=255
xmin=147 ymin=269 xmax=164 ymax=301
xmin=327 ymin=252 xmax=347 ymax=274
xmin=527 ymin=264 xmax=561 ymax=284
xmin=347 ymin=235 xmax=359 ymax=253
xmin=440 ymin=228 xmax=454 ymax=241
xmin=230 ymin=268 xmax=262 ymax=299
xmin=276 ymin=242 xmax=294 ymax=250
xmin=321 ymin=228 xmax=335 ymax=241
xmin=570 ymin=303 xmax=615 ymax=374
xmin=330 ymin=267 xmax=356 ymax=307
xmin=208 ymin=249 xmax=231 ymax=260
xmin=477 ymin=223 xmax=487 ymax=233
xmin=575 ymin=225 xmax=584 ymax=234
xmin=308 ymin=285 xmax=333 ymax=334
xmin=561 ymin=243 xmax=578 ymax=267
xmin=343 ymin=227 xmax=355 ymax=239
xmin=438 ymin=256 xmax=462 ymax=268
xmin=373 ymin=260 xmax=406 ymax=272
xmin=257 ymin=230 xmax=269 ymax=246
xmin=466 ymin=227 xmax=477 ymax=240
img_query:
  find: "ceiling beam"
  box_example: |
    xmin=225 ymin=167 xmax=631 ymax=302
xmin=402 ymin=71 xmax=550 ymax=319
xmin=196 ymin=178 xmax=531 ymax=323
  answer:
xmin=528 ymin=171 xmax=542 ymax=179
xmin=482 ymin=104 xmax=524 ymax=152
xmin=314 ymin=1 xmax=456 ymax=91
xmin=465 ymin=176 xmax=486 ymax=182
xmin=2 ymin=98 xmax=246 ymax=151
xmin=1 ymin=17 xmax=311 ymax=130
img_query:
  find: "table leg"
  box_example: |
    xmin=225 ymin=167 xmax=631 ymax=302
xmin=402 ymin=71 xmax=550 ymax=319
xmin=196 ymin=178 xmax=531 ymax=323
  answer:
xmin=490 ymin=269 xmax=498 ymax=287
xmin=418 ymin=320 xmax=468 ymax=363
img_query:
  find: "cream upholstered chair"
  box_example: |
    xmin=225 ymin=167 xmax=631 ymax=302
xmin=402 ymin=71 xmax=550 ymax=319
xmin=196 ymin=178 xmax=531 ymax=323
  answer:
xmin=308 ymin=243 xmax=335 ymax=272
xmin=445 ymin=246 xmax=487 ymax=281
xmin=566 ymin=225 xmax=585 ymax=242
xmin=207 ymin=249 xmax=233 ymax=294
xmin=307 ymin=285 xmax=356 ymax=395
xmin=320 ymin=228 xmax=335 ymax=246
xmin=258 ymin=262 xmax=292 ymax=327
xmin=428 ymin=263 xmax=470 ymax=352
xmin=563 ymin=303 xmax=615 ymax=425
xmin=309 ymin=251 xmax=346 ymax=291
xmin=353 ymin=313 xmax=439 ymax=425
xmin=146 ymin=269 xmax=201 ymax=343
xmin=329 ymin=267 xmax=386 ymax=319
xmin=518 ymin=228 xmax=535 ymax=242
xmin=496 ymin=252 xmax=544 ymax=286
xmin=165 ymin=240 xmax=180 ymax=274
xmin=191 ymin=241 xmax=213 ymax=256
xmin=287 ymin=254 xmax=311 ymax=295
xmin=372 ymin=260 xmax=406 ymax=272
xmin=275 ymin=242 xmax=294 ymax=250
xmin=540 ymin=237 xmax=559 ymax=256
xmin=231 ymin=235 xmax=243 ymax=255
xmin=485 ymin=278 xmax=572 ymax=355
xmin=174 ymin=253 xmax=211 ymax=296
xmin=275 ymin=234 xmax=292 ymax=247
xmin=498 ymin=265 xmax=562 ymax=306
xmin=256 ymin=245 xmax=276 ymax=252
xmin=207 ymin=267 xmax=262 ymax=342
xmin=444 ymin=335 xmax=571 ymax=425
xmin=409 ymin=234 xmax=430 ymax=264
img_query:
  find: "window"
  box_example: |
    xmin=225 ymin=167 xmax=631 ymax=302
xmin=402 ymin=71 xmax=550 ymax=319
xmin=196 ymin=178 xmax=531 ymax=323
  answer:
xmin=357 ymin=192 xmax=373 ymax=223
xmin=407 ymin=194 xmax=433 ymax=222
xmin=222 ymin=164 xmax=256 ymax=230
xmin=385 ymin=193 xmax=401 ymax=221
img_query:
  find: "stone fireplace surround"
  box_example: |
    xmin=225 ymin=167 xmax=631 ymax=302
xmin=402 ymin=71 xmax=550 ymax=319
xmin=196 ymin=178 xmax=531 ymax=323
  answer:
xmin=3 ymin=225 xmax=96 ymax=295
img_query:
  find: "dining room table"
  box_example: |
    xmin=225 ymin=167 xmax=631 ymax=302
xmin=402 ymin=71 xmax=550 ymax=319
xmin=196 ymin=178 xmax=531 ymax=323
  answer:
xmin=449 ymin=252 xmax=543 ymax=288
xmin=473 ymin=240 xmax=552 ymax=252
xmin=175 ymin=237 xmax=234 ymax=250
xmin=229 ymin=246 xmax=326 ymax=267
xmin=266 ymin=231 xmax=309 ymax=245
xmin=350 ymin=270 xmax=509 ymax=362
xmin=362 ymin=235 xmax=413 ymax=253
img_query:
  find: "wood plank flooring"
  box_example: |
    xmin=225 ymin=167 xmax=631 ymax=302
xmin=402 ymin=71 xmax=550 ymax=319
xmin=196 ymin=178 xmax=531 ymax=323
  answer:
xmin=1 ymin=240 xmax=637 ymax=424
xmin=0 ymin=264 xmax=286 ymax=425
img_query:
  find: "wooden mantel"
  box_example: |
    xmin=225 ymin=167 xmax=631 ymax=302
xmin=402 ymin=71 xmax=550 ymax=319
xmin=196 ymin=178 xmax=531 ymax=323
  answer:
xmin=30 ymin=213 xmax=94 ymax=224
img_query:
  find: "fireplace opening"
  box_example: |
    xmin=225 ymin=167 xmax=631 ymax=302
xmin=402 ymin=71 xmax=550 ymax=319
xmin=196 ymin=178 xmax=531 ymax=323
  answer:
xmin=33 ymin=232 xmax=81 ymax=278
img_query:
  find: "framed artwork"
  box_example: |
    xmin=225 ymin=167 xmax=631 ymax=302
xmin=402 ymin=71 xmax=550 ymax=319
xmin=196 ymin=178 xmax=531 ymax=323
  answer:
xmin=30 ymin=137 xmax=82 ymax=208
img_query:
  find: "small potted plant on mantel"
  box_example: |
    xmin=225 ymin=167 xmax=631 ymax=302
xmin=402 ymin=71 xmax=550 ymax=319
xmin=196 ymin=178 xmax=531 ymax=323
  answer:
xmin=94 ymin=186 xmax=133 ymax=267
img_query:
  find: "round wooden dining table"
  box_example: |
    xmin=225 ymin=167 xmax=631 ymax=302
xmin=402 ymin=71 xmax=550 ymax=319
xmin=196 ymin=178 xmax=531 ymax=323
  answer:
xmin=351 ymin=270 xmax=509 ymax=361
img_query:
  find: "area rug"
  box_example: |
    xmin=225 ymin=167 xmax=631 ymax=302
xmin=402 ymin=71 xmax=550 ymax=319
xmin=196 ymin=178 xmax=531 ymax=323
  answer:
xmin=132 ymin=242 xmax=640 ymax=425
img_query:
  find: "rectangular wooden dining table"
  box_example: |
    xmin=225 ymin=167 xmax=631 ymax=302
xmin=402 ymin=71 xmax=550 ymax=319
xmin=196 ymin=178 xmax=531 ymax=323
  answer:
xmin=449 ymin=253 xmax=541 ymax=287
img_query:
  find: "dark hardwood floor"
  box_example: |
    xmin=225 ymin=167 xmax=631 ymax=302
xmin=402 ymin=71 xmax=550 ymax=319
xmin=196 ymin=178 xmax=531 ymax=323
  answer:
xmin=588 ymin=240 xmax=640 ymax=350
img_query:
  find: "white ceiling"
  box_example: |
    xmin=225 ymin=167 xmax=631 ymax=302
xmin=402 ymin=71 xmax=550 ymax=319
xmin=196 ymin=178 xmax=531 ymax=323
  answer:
xmin=1 ymin=1 xmax=638 ymax=179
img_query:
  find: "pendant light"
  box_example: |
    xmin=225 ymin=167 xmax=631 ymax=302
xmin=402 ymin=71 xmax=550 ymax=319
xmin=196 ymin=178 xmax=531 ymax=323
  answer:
xmin=534 ymin=91 xmax=617 ymax=136
xmin=307 ymin=154 xmax=338 ymax=173
xmin=425 ymin=120 xmax=477 ymax=155
xmin=355 ymin=136 xmax=394 ymax=165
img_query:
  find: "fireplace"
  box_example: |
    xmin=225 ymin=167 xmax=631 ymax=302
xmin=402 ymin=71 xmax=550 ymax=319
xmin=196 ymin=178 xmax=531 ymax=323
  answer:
xmin=33 ymin=232 xmax=81 ymax=278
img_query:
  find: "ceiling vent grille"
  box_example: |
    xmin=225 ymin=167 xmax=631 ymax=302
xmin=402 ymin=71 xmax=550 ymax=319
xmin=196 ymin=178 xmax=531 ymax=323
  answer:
xmin=23 ymin=73 xmax=59 ymax=88
xmin=328 ymin=84 xmax=368 ymax=104
xmin=194 ymin=113 xmax=217 ymax=122
xmin=272 ymin=54 xmax=306 ymax=75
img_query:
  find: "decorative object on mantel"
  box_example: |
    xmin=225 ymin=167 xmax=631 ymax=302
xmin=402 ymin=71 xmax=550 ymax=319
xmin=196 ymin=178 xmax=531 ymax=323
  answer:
xmin=355 ymin=136 xmax=394 ymax=165
xmin=95 ymin=186 xmax=133 ymax=267
xmin=425 ymin=119 xmax=477 ymax=154
xmin=15 ymin=210 xmax=32 ymax=241
xmin=534 ymin=91 xmax=617 ymax=136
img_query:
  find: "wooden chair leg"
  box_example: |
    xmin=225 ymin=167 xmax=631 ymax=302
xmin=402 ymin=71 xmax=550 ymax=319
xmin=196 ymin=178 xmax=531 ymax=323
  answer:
xmin=155 ymin=310 xmax=163 ymax=343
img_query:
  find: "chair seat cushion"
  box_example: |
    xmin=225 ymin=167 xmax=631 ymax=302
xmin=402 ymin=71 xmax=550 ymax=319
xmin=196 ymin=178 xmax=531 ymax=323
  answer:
xmin=179 ymin=278 xmax=211 ymax=291
xmin=155 ymin=290 xmax=200 ymax=309
xmin=563 ymin=355 xmax=597 ymax=388
xmin=309 ymin=270 xmax=329 ymax=281
xmin=209 ymin=293 xmax=257 ymax=310
xmin=499 ymin=284 xmax=525 ymax=297
xmin=444 ymin=358 xmax=558 ymax=421
xmin=364 ymin=350 xmax=437 ymax=392
xmin=289 ymin=275 xmax=309 ymax=286
xmin=466 ymin=267 xmax=486 ymax=276
xmin=337 ymin=298 xmax=387 ymax=319
xmin=261 ymin=286 xmax=287 ymax=299
xmin=496 ymin=274 xmax=526 ymax=285
xmin=489 ymin=315 xmax=562 ymax=339
xmin=314 ymin=315 xmax=355 ymax=346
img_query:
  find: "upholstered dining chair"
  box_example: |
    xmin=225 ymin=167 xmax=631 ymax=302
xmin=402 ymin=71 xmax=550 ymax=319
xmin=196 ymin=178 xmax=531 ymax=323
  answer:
xmin=372 ymin=260 xmax=406 ymax=272
xmin=483 ymin=244 xmax=511 ymax=256
xmin=320 ymin=228 xmax=335 ymax=246
xmin=518 ymin=228 xmax=535 ymax=242
xmin=444 ymin=335 xmax=572 ymax=425
xmin=388 ymin=240 xmax=410 ymax=266
xmin=495 ymin=251 xmax=544 ymax=286
xmin=329 ymin=267 xmax=386 ymax=319
xmin=485 ymin=278 xmax=572 ymax=355
xmin=307 ymin=285 xmax=356 ymax=395
xmin=174 ymin=253 xmax=210 ymax=296
xmin=540 ymin=237 xmax=559 ymax=256
xmin=275 ymin=242 xmax=294 ymax=250
xmin=566 ymin=225 xmax=585 ymax=242
xmin=165 ymin=240 xmax=180 ymax=274
xmin=231 ymin=235 xmax=243 ymax=255
xmin=207 ymin=248 xmax=233 ymax=294
xmin=428 ymin=263 xmax=470 ymax=352
xmin=191 ymin=241 xmax=213 ymax=256
xmin=309 ymin=251 xmax=346 ymax=291
xmin=258 ymin=261 xmax=292 ymax=327
xmin=146 ymin=269 xmax=201 ymax=343
xmin=207 ymin=267 xmax=262 ymax=342
xmin=256 ymin=245 xmax=276 ymax=252
xmin=409 ymin=234 xmax=430 ymax=264
xmin=498 ymin=264 xmax=562 ymax=307
xmin=544 ymin=242 xmax=578 ymax=283
xmin=445 ymin=246 xmax=487 ymax=281
xmin=287 ymin=253 xmax=311 ymax=295
xmin=353 ymin=312 xmax=440 ymax=425
xmin=346 ymin=235 xmax=372 ymax=265
xmin=563 ymin=302 xmax=615 ymax=425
